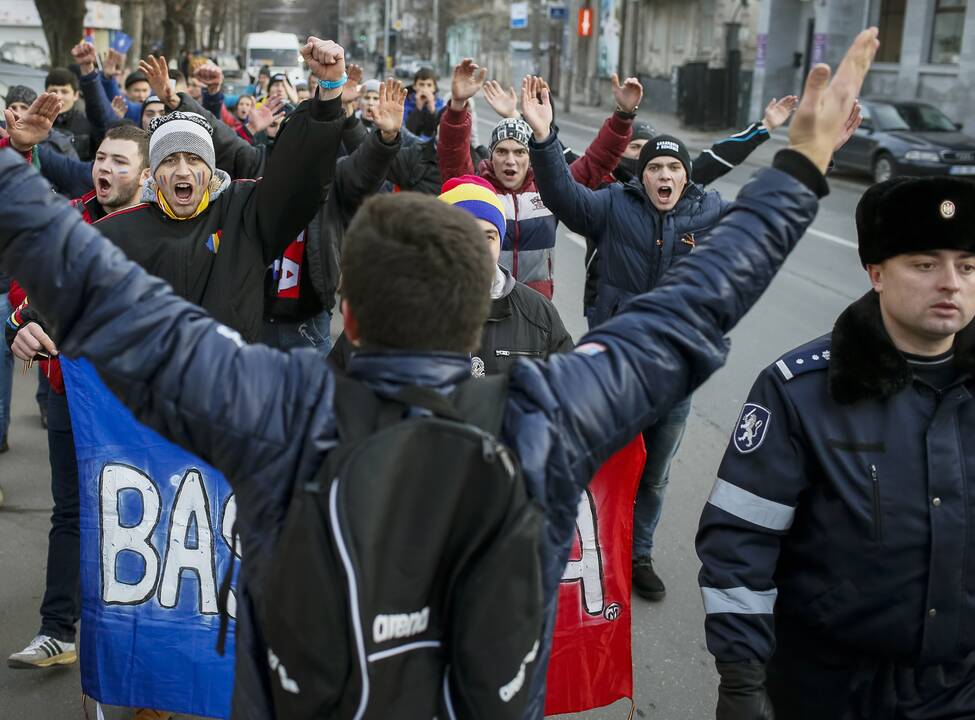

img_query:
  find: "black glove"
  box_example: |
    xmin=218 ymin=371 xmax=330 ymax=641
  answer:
xmin=716 ymin=661 xmax=775 ymax=720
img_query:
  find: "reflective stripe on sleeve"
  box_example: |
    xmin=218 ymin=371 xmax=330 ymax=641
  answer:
xmin=707 ymin=478 xmax=796 ymax=531
xmin=701 ymin=586 xmax=777 ymax=615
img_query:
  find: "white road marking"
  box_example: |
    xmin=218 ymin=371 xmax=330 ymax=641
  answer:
xmin=806 ymin=227 xmax=858 ymax=250
xmin=565 ymin=232 xmax=587 ymax=249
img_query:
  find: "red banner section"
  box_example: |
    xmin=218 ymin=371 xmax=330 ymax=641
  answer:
xmin=544 ymin=436 xmax=646 ymax=715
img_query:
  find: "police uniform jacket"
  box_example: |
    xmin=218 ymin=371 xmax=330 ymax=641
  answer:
xmin=697 ymin=290 xmax=975 ymax=668
xmin=0 ymin=148 xmax=824 ymax=718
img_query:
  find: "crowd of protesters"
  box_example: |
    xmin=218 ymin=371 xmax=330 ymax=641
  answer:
xmin=4 ymin=26 xmax=975 ymax=720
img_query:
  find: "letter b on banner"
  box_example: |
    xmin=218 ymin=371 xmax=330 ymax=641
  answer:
xmin=101 ymin=464 xmax=161 ymax=605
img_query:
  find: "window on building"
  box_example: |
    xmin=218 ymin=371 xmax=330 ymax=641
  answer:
xmin=929 ymin=0 xmax=967 ymax=64
xmin=875 ymin=0 xmax=906 ymax=63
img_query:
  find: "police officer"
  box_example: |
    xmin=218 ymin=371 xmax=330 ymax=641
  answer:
xmin=696 ymin=176 xmax=975 ymax=719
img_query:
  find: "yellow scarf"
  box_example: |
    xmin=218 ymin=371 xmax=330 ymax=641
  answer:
xmin=156 ymin=187 xmax=210 ymax=220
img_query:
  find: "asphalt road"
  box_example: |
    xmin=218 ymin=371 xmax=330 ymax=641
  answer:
xmin=0 ymin=98 xmax=873 ymax=719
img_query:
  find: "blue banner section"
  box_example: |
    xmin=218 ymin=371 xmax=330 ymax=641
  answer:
xmin=62 ymin=358 xmax=237 ymax=719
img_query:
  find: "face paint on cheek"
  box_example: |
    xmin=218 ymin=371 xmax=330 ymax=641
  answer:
xmin=196 ymin=171 xmax=204 ymax=187
xmin=116 ymin=168 xmax=129 ymax=175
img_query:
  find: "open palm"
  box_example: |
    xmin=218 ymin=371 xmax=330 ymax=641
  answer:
xmin=520 ymin=75 xmax=553 ymax=140
xmin=3 ymin=93 xmax=61 ymax=150
xmin=373 ymin=79 xmax=407 ymax=136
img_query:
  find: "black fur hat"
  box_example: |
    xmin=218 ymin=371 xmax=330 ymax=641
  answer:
xmin=856 ymin=176 xmax=975 ymax=266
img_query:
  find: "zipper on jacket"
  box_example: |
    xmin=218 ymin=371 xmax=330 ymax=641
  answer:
xmin=328 ymin=478 xmax=371 ymax=719
xmin=495 ymin=349 xmax=543 ymax=357
xmin=869 ymin=464 xmax=883 ymax=542
xmin=512 ymin=194 xmax=520 ymax=280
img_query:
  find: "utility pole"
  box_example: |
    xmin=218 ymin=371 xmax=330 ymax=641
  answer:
xmin=432 ymin=0 xmax=439 ymax=69
xmin=122 ymin=0 xmax=145 ymax=62
xmin=383 ymin=0 xmax=391 ymax=68
xmin=531 ymin=0 xmax=542 ymax=74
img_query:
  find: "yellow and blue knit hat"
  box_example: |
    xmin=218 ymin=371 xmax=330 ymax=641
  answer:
xmin=438 ymin=175 xmax=506 ymax=239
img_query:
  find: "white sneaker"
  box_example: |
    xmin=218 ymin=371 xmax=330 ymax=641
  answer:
xmin=7 ymin=634 xmax=77 ymax=668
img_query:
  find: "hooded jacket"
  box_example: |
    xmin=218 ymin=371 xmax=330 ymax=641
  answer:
xmin=530 ymin=129 xmax=730 ymax=325
xmin=698 ymin=291 xmax=975 ymax=668
xmin=438 ymin=105 xmax=632 ymax=299
xmin=92 ymin=94 xmax=347 ymax=342
xmin=0 ymin=146 xmax=824 ymax=719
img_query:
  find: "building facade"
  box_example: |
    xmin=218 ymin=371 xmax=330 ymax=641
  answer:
xmin=749 ymin=0 xmax=975 ymax=133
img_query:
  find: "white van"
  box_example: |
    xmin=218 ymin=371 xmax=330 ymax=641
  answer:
xmin=244 ymin=31 xmax=303 ymax=86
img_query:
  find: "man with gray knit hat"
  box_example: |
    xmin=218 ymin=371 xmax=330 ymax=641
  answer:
xmin=90 ymin=37 xmax=353 ymax=343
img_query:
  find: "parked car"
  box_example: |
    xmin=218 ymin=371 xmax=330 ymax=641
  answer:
xmin=0 ymin=60 xmax=48 ymax=111
xmin=0 ymin=42 xmax=48 ymax=70
xmin=833 ymin=97 xmax=975 ymax=183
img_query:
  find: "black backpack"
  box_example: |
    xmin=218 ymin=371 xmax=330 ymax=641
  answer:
xmin=259 ymin=373 xmax=544 ymax=718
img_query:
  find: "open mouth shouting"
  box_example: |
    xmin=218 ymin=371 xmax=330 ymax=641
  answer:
xmin=96 ymin=176 xmax=113 ymax=197
xmin=656 ymin=185 xmax=673 ymax=204
xmin=173 ymin=181 xmax=194 ymax=203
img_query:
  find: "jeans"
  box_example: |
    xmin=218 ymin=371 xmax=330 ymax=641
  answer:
xmin=38 ymin=390 xmax=80 ymax=643
xmin=262 ymin=309 xmax=333 ymax=355
xmin=36 ymin=366 xmax=49 ymax=413
xmin=0 ymin=294 xmax=12 ymax=440
xmin=632 ymin=396 xmax=692 ymax=558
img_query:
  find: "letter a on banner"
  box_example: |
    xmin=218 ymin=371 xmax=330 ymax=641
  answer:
xmin=545 ymin=435 xmax=645 ymax=715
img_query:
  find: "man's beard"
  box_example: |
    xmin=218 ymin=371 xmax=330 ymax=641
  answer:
xmin=102 ymin=175 xmax=143 ymax=212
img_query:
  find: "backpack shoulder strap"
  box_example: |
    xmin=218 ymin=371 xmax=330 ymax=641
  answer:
xmin=450 ymin=373 xmax=510 ymax=436
xmin=331 ymin=372 xmax=384 ymax=443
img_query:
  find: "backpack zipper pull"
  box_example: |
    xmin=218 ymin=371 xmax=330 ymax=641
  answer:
xmin=482 ymin=435 xmax=497 ymax=463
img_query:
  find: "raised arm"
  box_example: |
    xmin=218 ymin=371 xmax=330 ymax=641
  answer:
xmin=523 ymin=77 xmax=613 ymax=236
xmin=249 ymin=38 xmax=349 ymax=262
xmin=0 ymin=147 xmax=331 ymax=493
xmin=520 ymin=28 xmax=879 ymax=486
xmin=437 ymin=59 xmax=487 ymax=181
xmin=71 ymin=43 xmax=115 ymax=143
xmin=568 ymin=73 xmax=642 ymax=188
xmin=691 ymin=97 xmax=797 ymax=186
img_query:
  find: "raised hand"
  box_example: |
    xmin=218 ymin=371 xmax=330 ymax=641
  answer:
xmin=484 ymin=80 xmax=518 ymax=119
xmin=3 ymin=92 xmax=62 ymax=151
xmin=194 ymin=63 xmax=224 ymax=94
xmin=521 ymin=75 xmax=553 ymax=141
xmin=139 ymin=55 xmax=179 ymax=109
xmin=111 ymin=94 xmax=128 ymax=119
xmin=449 ymin=58 xmax=487 ymax=111
xmin=103 ymin=48 xmax=126 ymax=78
xmin=246 ymin=95 xmax=286 ymax=135
xmin=611 ymin=73 xmax=643 ymax=113
xmin=373 ymin=78 xmax=408 ymax=141
xmin=762 ymin=95 xmax=799 ymax=131
xmin=788 ymin=27 xmax=879 ymax=173
xmin=71 ymin=41 xmax=98 ymax=76
xmin=341 ymin=64 xmax=364 ymax=104
xmin=300 ymin=38 xmax=346 ymax=99
xmin=833 ymin=100 xmax=863 ymax=153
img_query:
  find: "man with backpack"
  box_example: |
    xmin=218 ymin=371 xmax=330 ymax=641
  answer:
xmin=0 ymin=26 xmax=879 ymax=720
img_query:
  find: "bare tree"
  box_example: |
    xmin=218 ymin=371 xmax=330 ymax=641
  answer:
xmin=35 ymin=0 xmax=86 ymax=67
xmin=206 ymin=0 xmax=231 ymax=50
xmin=162 ymin=0 xmax=200 ymax=57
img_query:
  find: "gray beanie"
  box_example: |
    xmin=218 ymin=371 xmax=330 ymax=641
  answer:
xmin=490 ymin=118 xmax=532 ymax=150
xmin=4 ymin=85 xmax=37 ymax=108
xmin=147 ymin=111 xmax=215 ymax=176
xmin=361 ymin=79 xmax=381 ymax=94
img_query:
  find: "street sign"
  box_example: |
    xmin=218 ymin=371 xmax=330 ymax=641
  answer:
xmin=511 ymin=2 xmax=528 ymax=29
xmin=549 ymin=4 xmax=567 ymax=20
xmin=577 ymin=7 xmax=593 ymax=36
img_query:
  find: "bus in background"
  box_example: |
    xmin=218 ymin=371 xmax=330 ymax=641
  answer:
xmin=243 ymin=31 xmax=303 ymax=86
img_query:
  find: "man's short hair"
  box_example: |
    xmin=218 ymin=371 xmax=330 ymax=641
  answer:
xmin=103 ymin=124 xmax=150 ymax=170
xmin=342 ymin=193 xmax=493 ymax=353
xmin=124 ymin=70 xmax=149 ymax=89
xmin=171 ymin=69 xmax=187 ymax=85
xmin=414 ymin=67 xmax=437 ymax=84
xmin=45 ymin=68 xmax=79 ymax=92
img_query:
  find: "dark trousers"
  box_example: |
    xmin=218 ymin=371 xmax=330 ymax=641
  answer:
xmin=38 ymin=390 xmax=80 ymax=643
xmin=767 ymin=615 xmax=975 ymax=720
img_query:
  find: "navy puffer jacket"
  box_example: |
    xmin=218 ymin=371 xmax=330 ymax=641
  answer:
xmin=530 ymin=131 xmax=730 ymax=325
xmin=0 ymin=147 xmax=821 ymax=718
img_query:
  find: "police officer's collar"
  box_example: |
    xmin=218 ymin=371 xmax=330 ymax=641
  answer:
xmin=828 ymin=291 xmax=975 ymax=405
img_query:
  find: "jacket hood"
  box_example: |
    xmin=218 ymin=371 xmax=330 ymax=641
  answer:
xmin=828 ymin=290 xmax=975 ymax=404
xmin=140 ymin=167 xmax=233 ymax=206
xmin=477 ymin=157 xmax=535 ymax=194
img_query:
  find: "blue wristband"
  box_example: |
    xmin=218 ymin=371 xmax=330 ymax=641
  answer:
xmin=318 ymin=73 xmax=348 ymax=90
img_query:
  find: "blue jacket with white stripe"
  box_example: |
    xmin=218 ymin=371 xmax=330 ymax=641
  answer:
xmin=697 ymin=290 xmax=975 ymax=667
xmin=0 ymin=147 xmax=823 ymax=718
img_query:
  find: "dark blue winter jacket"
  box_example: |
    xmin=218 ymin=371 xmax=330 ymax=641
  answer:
xmin=697 ymin=290 xmax=975 ymax=667
xmin=530 ymin=130 xmax=730 ymax=325
xmin=0 ymin=147 xmax=823 ymax=718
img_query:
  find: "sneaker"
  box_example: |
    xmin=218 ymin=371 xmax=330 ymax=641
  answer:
xmin=632 ymin=555 xmax=666 ymax=601
xmin=7 ymin=634 xmax=77 ymax=669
